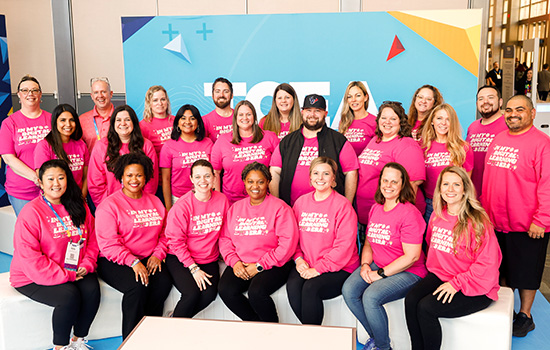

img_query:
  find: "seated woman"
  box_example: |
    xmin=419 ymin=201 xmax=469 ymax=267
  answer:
xmin=287 ymin=157 xmax=359 ymax=325
xmin=218 ymin=162 xmax=298 ymax=322
xmin=95 ymin=153 xmax=172 ymax=339
xmin=35 ymin=104 xmax=89 ymax=198
xmin=10 ymin=160 xmax=99 ymax=350
xmin=405 ymin=166 xmax=502 ymax=350
xmin=165 ymin=159 xmax=229 ymax=317
xmin=342 ymin=162 xmax=427 ymax=350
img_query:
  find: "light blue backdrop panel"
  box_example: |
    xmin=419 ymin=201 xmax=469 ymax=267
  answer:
xmin=122 ymin=12 xmax=478 ymax=132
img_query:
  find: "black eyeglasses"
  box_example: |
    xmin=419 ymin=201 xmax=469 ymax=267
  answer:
xmin=19 ymin=88 xmax=41 ymax=95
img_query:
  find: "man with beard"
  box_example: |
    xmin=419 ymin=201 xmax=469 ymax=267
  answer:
xmin=482 ymin=95 xmax=550 ymax=337
xmin=269 ymin=94 xmax=358 ymax=206
xmin=79 ymin=77 xmax=115 ymax=152
xmin=204 ymin=77 xmax=234 ymax=142
xmin=466 ymin=85 xmax=507 ymax=197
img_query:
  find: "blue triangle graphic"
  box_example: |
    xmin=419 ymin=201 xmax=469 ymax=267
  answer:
xmin=121 ymin=17 xmax=154 ymax=42
xmin=2 ymin=70 xmax=9 ymax=84
xmin=0 ymin=92 xmax=8 ymax=106
xmin=0 ymin=38 xmax=7 ymax=64
xmin=163 ymin=34 xmax=191 ymax=64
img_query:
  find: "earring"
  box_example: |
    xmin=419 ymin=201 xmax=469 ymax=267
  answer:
xmin=177 ymin=126 xmax=181 ymax=132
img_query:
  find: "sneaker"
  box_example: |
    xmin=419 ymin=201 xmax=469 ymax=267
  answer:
xmin=362 ymin=338 xmax=375 ymax=350
xmin=70 ymin=338 xmax=93 ymax=350
xmin=513 ymin=312 xmax=535 ymax=337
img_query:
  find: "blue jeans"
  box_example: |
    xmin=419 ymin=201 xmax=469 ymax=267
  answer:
xmin=423 ymin=197 xmax=433 ymax=223
xmin=342 ymin=262 xmax=422 ymax=350
xmin=8 ymin=194 xmax=31 ymax=217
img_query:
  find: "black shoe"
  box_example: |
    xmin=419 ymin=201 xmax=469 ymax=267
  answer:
xmin=513 ymin=312 xmax=535 ymax=337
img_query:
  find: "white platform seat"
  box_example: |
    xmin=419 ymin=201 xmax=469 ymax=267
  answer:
xmin=0 ymin=206 xmax=16 ymax=255
xmin=356 ymin=287 xmax=514 ymax=350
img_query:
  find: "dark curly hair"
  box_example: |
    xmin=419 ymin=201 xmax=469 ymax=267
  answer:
xmin=374 ymin=101 xmax=411 ymax=142
xmin=113 ymin=153 xmax=154 ymax=184
xmin=106 ymin=105 xmax=145 ymax=172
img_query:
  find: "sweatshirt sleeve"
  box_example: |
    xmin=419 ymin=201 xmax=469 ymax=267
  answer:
xmin=257 ymin=204 xmax=299 ymax=269
xmin=33 ymin=140 xmax=52 ymax=170
xmin=14 ymin=211 xmax=76 ymax=285
xmin=448 ymin=226 xmax=502 ymax=296
xmin=79 ymin=208 xmax=99 ymax=273
xmin=532 ymin=141 xmax=550 ymax=229
xmin=218 ymin=209 xmax=240 ymax=267
xmin=95 ymin=202 xmax=137 ymax=266
xmin=165 ymin=203 xmax=195 ymax=267
xmin=291 ymin=203 xmax=305 ymax=262
xmin=143 ymin=139 xmax=159 ymax=195
xmin=151 ymin=208 xmax=168 ymax=261
xmin=314 ymin=204 xmax=358 ymax=273
xmin=87 ymin=142 xmax=108 ymax=206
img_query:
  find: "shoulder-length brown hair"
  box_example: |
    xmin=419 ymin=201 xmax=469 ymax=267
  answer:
xmin=263 ymin=83 xmax=302 ymax=135
xmin=374 ymin=162 xmax=416 ymax=205
xmin=231 ymin=100 xmax=264 ymax=145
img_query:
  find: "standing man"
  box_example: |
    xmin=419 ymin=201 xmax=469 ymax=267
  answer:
xmin=203 ymin=77 xmax=233 ymax=142
xmin=270 ymin=94 xmax=358 ymax=206
xmin=482 ymin=95 xmax=550 ymax=337
xmin=486 ymin=61 xmax=503 ymax=92
xmin=466 ymin=85 xmax=507 ymax=197
xmin=79 ymin=77 xmax=114 ymax=152
xmin=537 ymin=63 xmax=550 ymax=101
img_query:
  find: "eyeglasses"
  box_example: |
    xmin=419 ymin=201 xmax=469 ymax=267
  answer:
xmin=19 ymin=88 xmax=41 ymax=95
xmin=416 ymin=95 xmax=434 ymax=102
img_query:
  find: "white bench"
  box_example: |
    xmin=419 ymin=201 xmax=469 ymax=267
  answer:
xmin=0 ymin=206 xmax=16 ymax=255
xmin=356 ymin=287 xmax=514 ymax=350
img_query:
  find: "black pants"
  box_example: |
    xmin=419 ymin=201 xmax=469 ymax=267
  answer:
xmin=165 ymin=255 xmax=219 ymax=318
xmin=405 ymin=273 xmax=493 ymax=350
xmin=97 ymin=256 xmax=172 ymax=339
xmin=15 ymin=273 xmax=100 ymax=346
xmin=286 ymin=268 xmax=350 ymax=325
xmin=218 ymin=261 xmax=292 ymax=322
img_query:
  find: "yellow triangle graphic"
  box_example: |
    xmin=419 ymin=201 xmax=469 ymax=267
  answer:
xmin=389 ymin=11 xmax=481 ymax=76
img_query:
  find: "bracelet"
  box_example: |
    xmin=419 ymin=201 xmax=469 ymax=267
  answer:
xmin=190 ymin=266 xmax=200 ymax=274
xmin=131 ymin=258 xmax=140 ymax=268
xmin=188 ymin=264 xmax=198 ymax=271
xmin=295 ymin=256 xmax=303 ymax=262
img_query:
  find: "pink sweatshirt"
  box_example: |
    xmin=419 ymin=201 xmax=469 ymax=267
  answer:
xmin=219 ymin=194 xmax=298 ymax=269
xmin=293 ymin=191 xmax=360 ymax=273
xmin=10 ymin=196 xmax=98 ymax=288
xmin=259 ymin=117 xmax=290 ymax=140
xmin=344 ymin=114 xmax=377 ymax=156
xmin=87 ymin=138 xmax=158 ymax=206
xmin=482 ymin=126 xmax=550 ymax=232
xmin=411 ymin=120 xmax=423 ymax=143
xmin=466 ymin=116 xmax=507 ymax=197
xmin=95 ymin=190 xmax=167 ymax=265
xmin=203 ymin=109 xmax=233 ymax=142
xmin=367 ymin=202 xmax=427 ymax=278
xmin=270 ymin=134 xmax=359 ymax=206
xmin=139 ymin=115 xmax=174 ymax=158
xmin=34 ymin=139 xmax=89 ymax=188
xmin=211 ymin=131 xmax=279 ymax=204
xmin=159 ymin=138 xmax=213 ymax=198
xmin=356 ymin=136 xmax=426 ymax=224
xmin=426 ymin=210 xmax=501 ymax=300
xmin=423 ymin=142 xmax=474 ymax=198
xmin=0 ymin=110 xmax=51 ymax=200
xmin=166 ymin=190 xmax=229 ymax=266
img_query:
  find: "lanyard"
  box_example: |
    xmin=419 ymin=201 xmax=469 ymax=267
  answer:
xmin=42 ymin=195 xmax=83 ymax=240
xmin=92 ymin=117 xmax=101 ymax=140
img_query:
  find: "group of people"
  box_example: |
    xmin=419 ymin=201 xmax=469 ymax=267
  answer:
xmin=1 ymin=74 xmax=548 ymax=350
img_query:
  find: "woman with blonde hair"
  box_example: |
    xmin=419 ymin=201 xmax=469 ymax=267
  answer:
xmin=259 ymin=83 xmax=302 ymax=140
xmin=421 ymin=103 xmax=473 ymax=222
xmin=407 ymin=85 xmax=443 ymax=142
xmin=405 ymin=166 xmax=501 ymax=350
xmin=139 ymin=85 xmax=174 ymax=157
xmin=338 ymin=81 xmax=377 ymax=156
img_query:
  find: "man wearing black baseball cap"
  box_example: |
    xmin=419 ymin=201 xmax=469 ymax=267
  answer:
xmin=269 ymin=94 xmax=359 ymax=206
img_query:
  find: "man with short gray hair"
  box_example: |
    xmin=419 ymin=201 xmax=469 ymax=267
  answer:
xmin=79 ymin=77 xmax=114 ymax=152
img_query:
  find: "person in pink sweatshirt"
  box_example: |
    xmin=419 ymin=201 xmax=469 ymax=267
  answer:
xmin=87 ymin=105 xmax=158 ymax=207
xmin=287 ymin=157 xmax=360 ymax=325
xmin=95 ymin=153 xmax=171 ymax=340
xmin=218 ymin=162 xmax=298 ymax=322
xmin=139 ymin=85 xmax=174 ymax=157
xmin=342 ymin=162 xmax=427 ymax=350
xmin=34 ymin=104 xmax=89 ymax=198
xmin=405 ymin=166 xmax=501 ymax=350
xmin=259 ymin=83 xmax=302 ymax=140
xmin=165 ymin=159 xmax=229 ymax=317
xmin=211 ymin=100 xmax=279 ymax=205
xmin=10 ymin=160 xmax=99 ymax=350
xmin=159 ymin=104 xmax=213 ymax=211
xmin=407 ymin=84 xmax=443 ymax=143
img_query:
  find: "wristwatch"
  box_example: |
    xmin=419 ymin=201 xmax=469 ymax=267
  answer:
xmin=256 ymin=263 xmax=264 ymax=272
xmin=377 ymin=268 xmax=388 ymax=278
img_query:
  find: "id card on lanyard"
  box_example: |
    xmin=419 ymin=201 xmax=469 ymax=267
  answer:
xmin=43 ymin=195 xmax=85 ymax=271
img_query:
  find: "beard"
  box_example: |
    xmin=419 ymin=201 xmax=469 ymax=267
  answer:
xmin=479 ymin=105 xmax=499 ymax=119
xmin=303 ymin=119 xmax=325 ymax=131
xmin=214 ymin=98 xmax=231 ymax=109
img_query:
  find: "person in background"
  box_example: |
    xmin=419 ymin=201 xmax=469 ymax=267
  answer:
xmin=516 ymin=68 xmax=533 ymax=97
xmin=538 ymin=64 xmax=550 ymax=101
xmin=10 ymin=160 xmax=99 ymax=350
xmin=35 ymin=104 xmax=89 ymax=198
xmin=486 ymin=61 xmax=503 ymax=92
xmin=259 ymin=83 xmax=302 ymax=140
xmin=79 ymin=77 xmax=114 ymax=152
xmin=203 ymin=77 xmax=234 ymax=142
xmin=407 ymin=85 xmax=443 ymax=142
xmin=0 ymin=75 xmax=51 ymax=215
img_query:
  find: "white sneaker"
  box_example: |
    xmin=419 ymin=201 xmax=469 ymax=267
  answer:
xmin=70 ymin=338 xmax=93 ymax=350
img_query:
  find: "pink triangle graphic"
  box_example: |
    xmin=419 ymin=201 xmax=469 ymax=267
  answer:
xmin=387 ymin=35 xmax=405 ymax=61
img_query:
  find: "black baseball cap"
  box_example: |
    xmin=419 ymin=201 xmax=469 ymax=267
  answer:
xmin=303 ymin=94 xmax=326 ymax=110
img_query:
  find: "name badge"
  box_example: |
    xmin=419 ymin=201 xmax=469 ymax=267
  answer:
xmin=496 ymin=74 xmax=501 ymax=79
xmin=64 ymin=242 xmax=80 ymax=271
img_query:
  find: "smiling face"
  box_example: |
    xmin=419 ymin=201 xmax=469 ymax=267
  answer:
xmin=302 ymin=108 xmax=327 ymax=131
xmin=504 ymin=96 xmax=535 ymax=134
xmin=57 ymin=111 xmax=76 ymax=142
xmin=40 ymin=167 xmax=67 ymax=204
xmin=415 ymin=88 xmax=435 ymax=117
xmin=91 ymin=80 xmax=112 ymax=110
xmin=380 ymin=167 xmax=403 ymax=203
xmin=347 ymin=86 xmax=368 ymax=113
xmin=440 ymin=171 xmax=464 ymax=210
xmin=213 ymin=82 xmax=232 ymax=109
xmin=432 ymin=109 xmax=450 ymax=139
xmin=190 ymin=165 xmax=214 ymax=195
xmin=275 ymin=89 xmax=294 ymax=115
xmin=121 ymin=163 xmax=145 ymax=198
xmin=18 ymin=80 xmax=42 ymax=110
xmin=245 ymin=170 xmax=269 ymax=205
xmin=310 ymin=162 xmax=336 ymax=193
xmin=476 ymin=87 xmax=501 ymax=119
xmin=178 ymin=109 xmax=198 ymax=136
xmin=151 ymin=90 xmax=168 ymax=117
xmin=114 ymin=110 xmax=134 ymax=141
xmin=236 ymin=104 xmax=254 ymax=132
xmin=378 ymin=107 xmax=400 ymax=140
